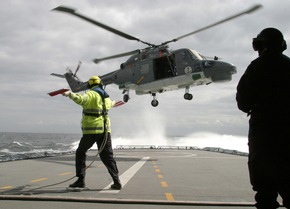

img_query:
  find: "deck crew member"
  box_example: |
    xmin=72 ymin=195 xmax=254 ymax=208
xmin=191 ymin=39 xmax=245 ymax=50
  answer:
xmin=63 ymin=76 xmax=121 ymax=190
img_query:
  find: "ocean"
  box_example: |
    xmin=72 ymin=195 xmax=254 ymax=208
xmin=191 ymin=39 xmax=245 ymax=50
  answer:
xmin=0 ymin=132 xmax=80 ymax=162
xmin=0 ymin=132 xmax=248 ymax=162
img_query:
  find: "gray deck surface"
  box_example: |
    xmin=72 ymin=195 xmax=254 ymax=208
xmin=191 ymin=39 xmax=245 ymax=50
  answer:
xmin=0 ymin=149 xmax=283 ymax=208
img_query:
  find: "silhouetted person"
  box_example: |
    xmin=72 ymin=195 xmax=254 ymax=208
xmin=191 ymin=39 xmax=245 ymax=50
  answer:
xmin=236 ymin=28 xmax=290 ymax=209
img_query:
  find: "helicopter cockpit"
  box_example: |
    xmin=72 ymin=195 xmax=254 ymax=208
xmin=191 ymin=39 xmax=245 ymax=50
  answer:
xmin=189 ymin=49 xmax=206 ymax=60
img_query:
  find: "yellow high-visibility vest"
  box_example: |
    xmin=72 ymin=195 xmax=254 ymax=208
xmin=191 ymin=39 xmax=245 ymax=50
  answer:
xmin=70 ymin=89 xmax=114 ymax=134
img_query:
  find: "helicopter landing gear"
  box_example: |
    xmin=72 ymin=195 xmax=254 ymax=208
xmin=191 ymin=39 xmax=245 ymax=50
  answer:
xmin=184 ymin=86 xmax=193 ymax=100
xmin=122 ymin=90 xmax=130 ymax=103
xmin=123 ymin=94 xmax=130 ymax=102
xmin=151 ymin=93 xmax=159 ymax=107
xmin=184 ymin=93 xmax=193 ymax=100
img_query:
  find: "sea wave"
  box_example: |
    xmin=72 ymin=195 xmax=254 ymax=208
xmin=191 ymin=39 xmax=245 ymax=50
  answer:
xmin=0 ymin=132 xmax=248 ymax=162
xmin=0 ymin=132 xmax=81 ymax=162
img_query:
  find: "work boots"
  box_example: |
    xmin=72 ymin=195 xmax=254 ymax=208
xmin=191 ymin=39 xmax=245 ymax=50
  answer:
xmin=69 ymin=177 xmax=85 ymax=188
xmin=69 ymin=177 xmax=121 ymax=190
xmin=111 ymin=179 xmax=122 ymax=190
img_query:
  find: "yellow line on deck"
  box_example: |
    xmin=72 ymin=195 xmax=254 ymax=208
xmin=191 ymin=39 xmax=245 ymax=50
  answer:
xmin=165 ymin=193 xmax=175 ymax=201
xmin=161 ymin=181 xmax=168 ymax=187
xmin=0 ymin=186 xmax=13 ymax=190
xmin=158 ymin=174 xmax=163 ymax=178
xmin=30 ymin=178 xmax=48 ymax=183
xmin=59 ymin=172 xmax=73 ymax=176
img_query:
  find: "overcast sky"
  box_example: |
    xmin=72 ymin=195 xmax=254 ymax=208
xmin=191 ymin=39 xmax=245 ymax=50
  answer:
xmin=1 ymin=0 xmax=289 ymax=142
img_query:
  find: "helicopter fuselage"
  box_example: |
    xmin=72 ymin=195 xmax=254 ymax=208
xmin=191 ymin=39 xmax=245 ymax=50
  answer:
xmin=101 ymin=48 xmax=236 ymax=96
xmin=50 ymin=4 xmax=261 ymax=106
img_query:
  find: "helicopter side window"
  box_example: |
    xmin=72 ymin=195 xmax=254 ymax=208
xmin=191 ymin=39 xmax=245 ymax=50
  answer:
xmin=180 ymin=51 xmax=187 ymax=60
xmin=186 ymin=51 xmax=198 ymax=61
xmin=191 ymin=54 xmax=198 ymax=60
xmin=189 ymin=49 xmax=204 ymax=60
xmin=142 ymin=53 xmax=148 ymax=60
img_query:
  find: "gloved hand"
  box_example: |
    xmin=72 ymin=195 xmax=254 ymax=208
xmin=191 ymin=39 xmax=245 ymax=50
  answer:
xmin=62 ymin=91 xmax=71 ymax=97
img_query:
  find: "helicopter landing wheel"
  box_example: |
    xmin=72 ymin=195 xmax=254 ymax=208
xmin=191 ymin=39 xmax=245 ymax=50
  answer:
xmin=123 ymin=94 xmax=130 ymax=103
xmin=151 ymin=99 xmax=159 ymax=107
xmin=184 ymin=93 xmax=193 ymax=100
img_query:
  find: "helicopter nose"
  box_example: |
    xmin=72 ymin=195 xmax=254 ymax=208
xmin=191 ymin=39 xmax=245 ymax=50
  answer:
xmin=206 ymin=61 xmax=237 ymax=83
xmin=230 ymin=65 xmax=237 ymax=74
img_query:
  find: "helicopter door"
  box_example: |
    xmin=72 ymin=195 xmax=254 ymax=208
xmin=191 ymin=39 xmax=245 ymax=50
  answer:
xmin=154 ymin=55 xmax=176 ymax=80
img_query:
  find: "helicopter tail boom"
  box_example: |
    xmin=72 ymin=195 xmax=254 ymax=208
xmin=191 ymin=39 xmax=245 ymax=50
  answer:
xmin=50 ymin=71 xmax=89 ymax=93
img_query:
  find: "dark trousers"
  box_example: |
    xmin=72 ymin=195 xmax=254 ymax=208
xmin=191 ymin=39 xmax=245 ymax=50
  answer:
xmin=248 ymin=138 xmax=290 ymax=209
xmin=75 ymin=133 xmax=119 ymax=182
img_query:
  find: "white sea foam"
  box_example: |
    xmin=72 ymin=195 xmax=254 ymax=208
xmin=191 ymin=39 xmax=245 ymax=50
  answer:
xmin=112 ymin=132 xmax=248 ymax=153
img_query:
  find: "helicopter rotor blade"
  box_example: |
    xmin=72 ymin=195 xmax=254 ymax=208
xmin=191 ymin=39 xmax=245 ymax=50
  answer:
xmin=93 ymin=49 xmax=140 ymax=64
xmin=52 ymin=6 xmax=153 ymax=46
xmin=163 ymin=4 xmax=262 ymax=45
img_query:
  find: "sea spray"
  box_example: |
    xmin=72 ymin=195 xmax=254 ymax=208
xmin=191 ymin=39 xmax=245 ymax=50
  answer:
xmin=112 ymin=133 xmax=248 ymax=153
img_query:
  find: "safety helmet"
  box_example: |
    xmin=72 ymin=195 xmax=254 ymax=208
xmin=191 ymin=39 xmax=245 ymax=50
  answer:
xmin=252 ymin=28 xmax=287 ymax=52
xmin=88 ymin=76 xmax=101 ymax=86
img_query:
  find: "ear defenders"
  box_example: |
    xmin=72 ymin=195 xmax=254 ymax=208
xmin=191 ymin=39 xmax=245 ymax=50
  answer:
xmin=252 ymin=28 xmax=287 ymax=52
xmin=252 ymin=37 xmax=287 ymax=52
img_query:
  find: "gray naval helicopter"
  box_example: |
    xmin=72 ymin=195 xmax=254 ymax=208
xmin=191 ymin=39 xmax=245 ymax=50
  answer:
xmin=50 ymin=4 xmax=262 ymax=107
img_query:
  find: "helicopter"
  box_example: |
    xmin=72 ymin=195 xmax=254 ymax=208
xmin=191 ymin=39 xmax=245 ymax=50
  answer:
xmin=49 ymin=4 xmax=262 ymax=107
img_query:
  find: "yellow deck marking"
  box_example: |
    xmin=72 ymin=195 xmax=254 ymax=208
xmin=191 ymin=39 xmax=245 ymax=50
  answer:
xmin=59 ymin=172 xmax=72 ymax=176
xmin=161 ymin=181 xmax=168 ymax=187
xmin=151 ymin=158 xmax=173 ymax=201
xmin=165 ymin=193 xmax=174 ymax=201
xmin=30 ymin=178 xmax=48 ymax=183
xmin=0 ymin=186 xmax=13 ymax=190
